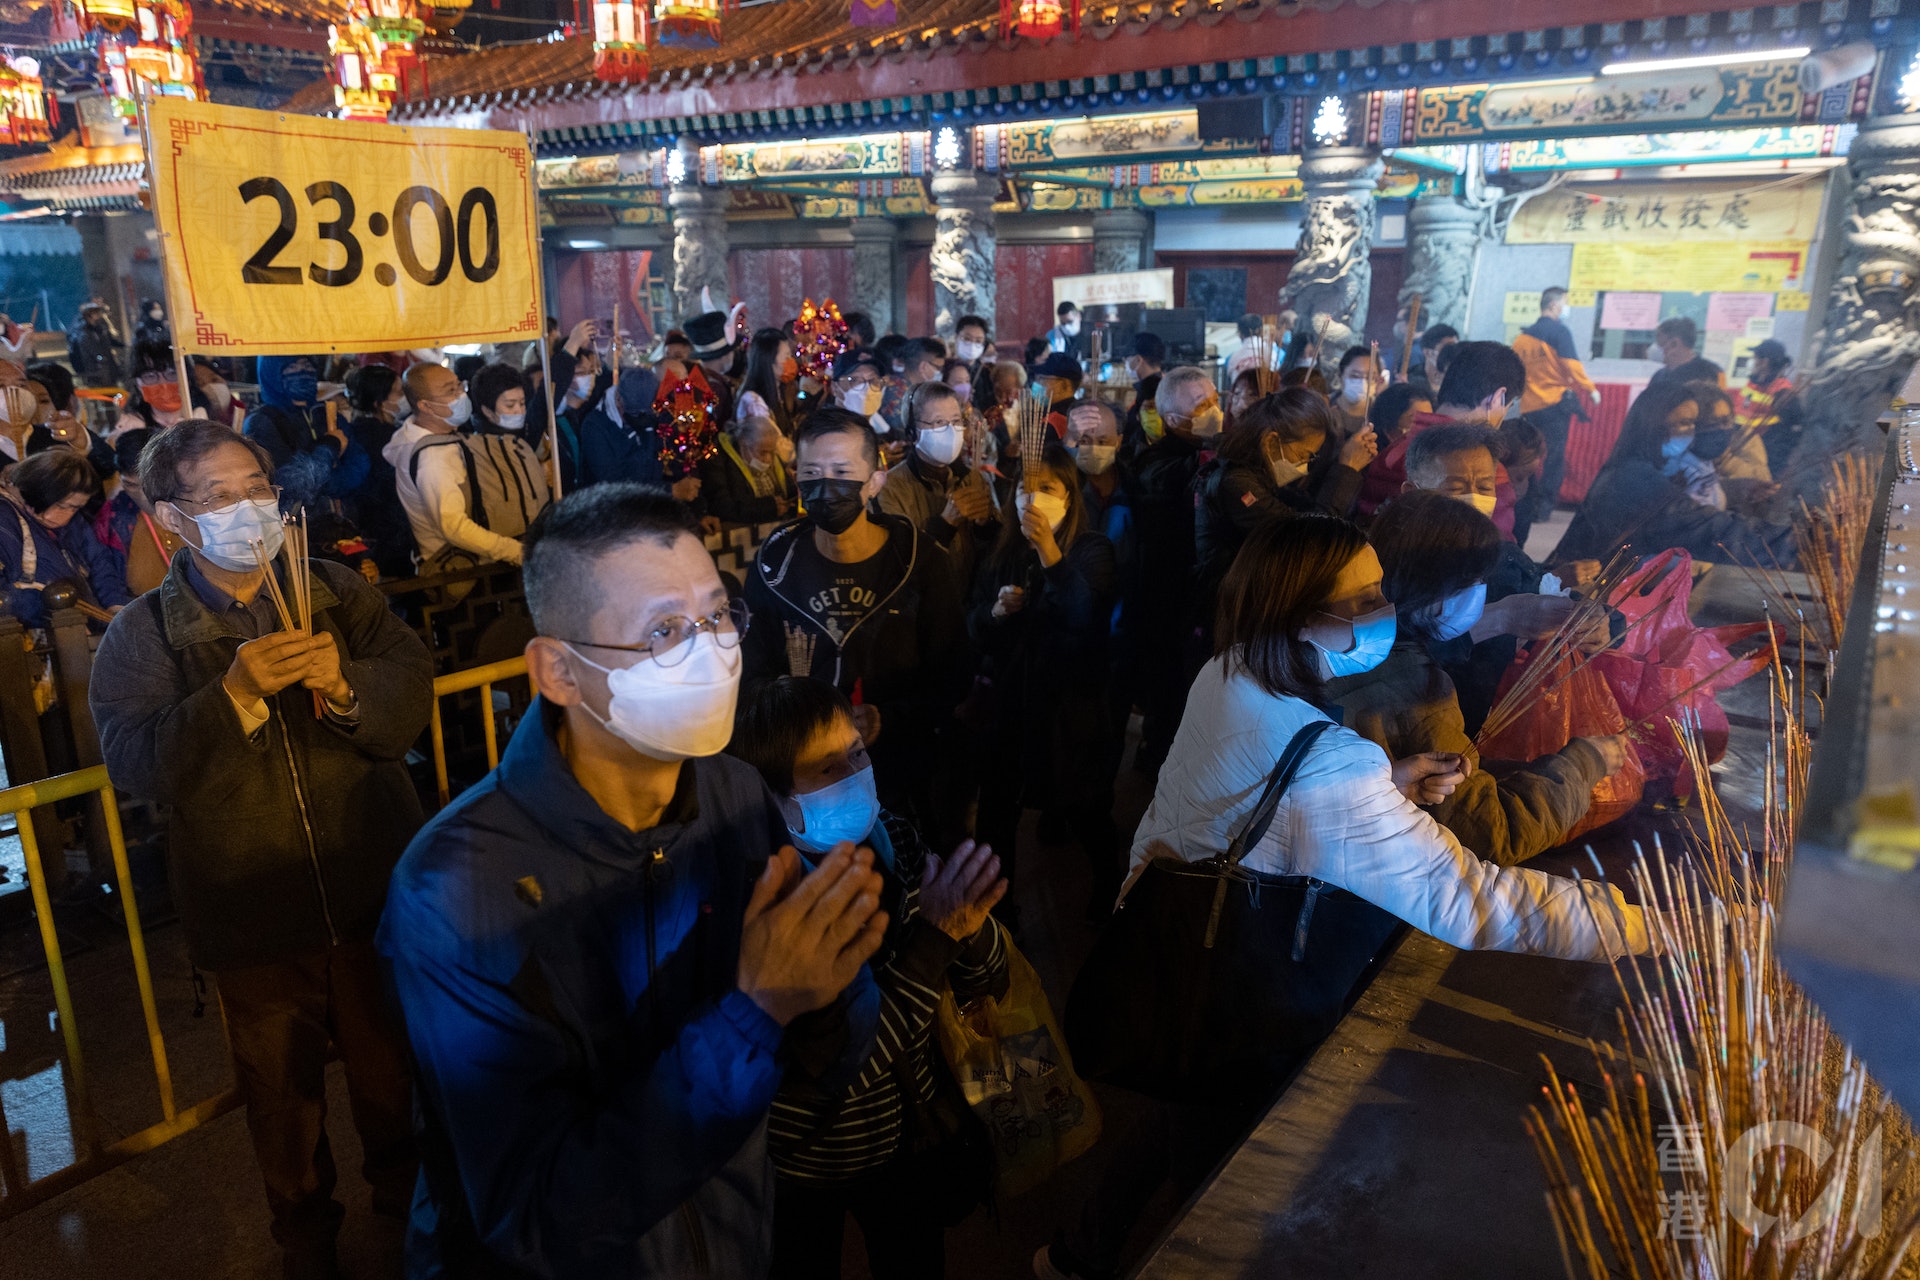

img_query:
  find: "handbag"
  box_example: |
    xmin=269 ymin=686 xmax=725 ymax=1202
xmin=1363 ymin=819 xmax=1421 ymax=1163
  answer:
xmin=1064 ymin=718 xmax=1401 ymax=1108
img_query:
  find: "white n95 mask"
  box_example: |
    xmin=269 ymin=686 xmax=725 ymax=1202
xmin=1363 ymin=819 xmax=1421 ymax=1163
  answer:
xmin=568 ymin=632 xmax=742 ymax=761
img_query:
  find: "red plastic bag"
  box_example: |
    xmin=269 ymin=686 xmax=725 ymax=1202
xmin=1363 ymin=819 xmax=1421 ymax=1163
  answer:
xmin=1479 ymin=651 xmax=1646 ymax=842
xmin=1593 ymin=549 xmax=1774 ymax=794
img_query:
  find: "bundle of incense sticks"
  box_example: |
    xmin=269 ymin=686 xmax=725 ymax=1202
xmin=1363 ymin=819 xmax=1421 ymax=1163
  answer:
xmin=1474 ymin=549 xmax=1641 ymax=748
xmin=1527 ymin=688 xmax=1920 ymax=1280
xmin=250 ymin=510 xmax=320 ymax=716
xmin=1017 ymin=384 xmax=1050 ymax=479
xmin=1247 ymin=335 xmax=1280 ymax=396
xmin=1723 ymin=454 xmax=1879 ymax=660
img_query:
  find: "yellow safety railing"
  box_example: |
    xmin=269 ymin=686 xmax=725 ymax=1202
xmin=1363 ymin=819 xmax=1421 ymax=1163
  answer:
xmin=0 ymin=766 xmax=240 ymax=1217
xmin=429 ymin=655 xmax=529 ymax=807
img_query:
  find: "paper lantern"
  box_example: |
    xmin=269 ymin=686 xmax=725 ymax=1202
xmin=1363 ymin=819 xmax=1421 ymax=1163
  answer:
xmin=329 ymin=0 xmax=423 ymax=121
xmin=1000 ymin=0 xmax=1077 ymax=39
xmin=591 ymin=0 xmax=649 ymax=83
xmin=101 ymin=0 xmax=204 ymax=118
xmin=655 ymin=0 xmax=732 ymax=50
xmin=76 ymin=0 xmax=137 ymax=34
xmin=792 ymin=298 xmax=848 ymax=383
xmin=0 ymin=58 xmax=51 ymax=146
xmin=421 ymin=0 xmax=469 ymax=32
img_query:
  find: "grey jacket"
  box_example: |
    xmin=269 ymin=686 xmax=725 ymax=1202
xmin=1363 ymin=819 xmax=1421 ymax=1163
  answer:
xmin=91 ymin=551 xmax=433 ymax=969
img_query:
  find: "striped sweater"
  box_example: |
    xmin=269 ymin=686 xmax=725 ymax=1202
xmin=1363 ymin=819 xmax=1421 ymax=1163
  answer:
xmin=768 ymin=810 xmax=1009 ymax=1181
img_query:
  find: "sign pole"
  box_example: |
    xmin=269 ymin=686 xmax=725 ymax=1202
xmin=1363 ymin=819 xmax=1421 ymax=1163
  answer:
xmin=134 ymin=91 xmax=196 ymax=414
xmin=525 ymin=128 xmax=563 ymax=499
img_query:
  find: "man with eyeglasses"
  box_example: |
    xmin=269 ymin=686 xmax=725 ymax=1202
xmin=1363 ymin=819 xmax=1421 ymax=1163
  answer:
xmin=89 ymin=420 xmax=433 ymax=1280
xmin=379 ymin=482 xmax=884 ymax=1276
xmin=832 ymin=349 xmax=905 ymax=467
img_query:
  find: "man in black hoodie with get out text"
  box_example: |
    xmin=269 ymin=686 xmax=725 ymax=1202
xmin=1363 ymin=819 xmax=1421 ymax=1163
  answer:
xmin=744 ymin=407 xmax=968 ymax=826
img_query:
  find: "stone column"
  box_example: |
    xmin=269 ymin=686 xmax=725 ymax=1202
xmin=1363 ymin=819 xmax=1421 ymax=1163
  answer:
xmin=1397 ymin=190 xmax=1480 ymax=349
xmin=847 ymin=217 xmax=898 ymax=335
xmin=929 ymin=171 xmax=998 ymax=340
xmin=1091 ymin=207 xmax=1150 ymax=275
xmin=1278 ymin=145 xmax=1384 ymax=351
xmin=1786 ymin=114 xmax=1920 ymax=502
xmin=668 ymin=178 xmax=729 ymax=322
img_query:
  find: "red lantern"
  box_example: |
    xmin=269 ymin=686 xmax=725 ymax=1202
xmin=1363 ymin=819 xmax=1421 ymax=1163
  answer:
xmin=1000 ymin=0 xmax=1077 ymax=39
xmin=591 ymin=0 xmax=649 ymax=83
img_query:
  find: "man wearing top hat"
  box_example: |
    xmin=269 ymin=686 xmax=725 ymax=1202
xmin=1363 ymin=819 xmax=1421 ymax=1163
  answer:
xmin=684 ymin=311 xmax=738 ymax=428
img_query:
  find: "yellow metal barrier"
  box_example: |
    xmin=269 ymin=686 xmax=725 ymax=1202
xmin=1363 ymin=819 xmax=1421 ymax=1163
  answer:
xmin=0 ymin=766 xmax=240 ymax=1217
xmin=428 ymin=655 xmax=529 ymax=807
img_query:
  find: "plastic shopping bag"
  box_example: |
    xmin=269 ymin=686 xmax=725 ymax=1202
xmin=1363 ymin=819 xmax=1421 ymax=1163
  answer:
xmin=1479 ymin=649 xmax=1646 ymax=841
xmin=1594 ymin=549 xmax=1774 ymax=794
xmin=935 ymin=940 xmax=1102 ymax=1198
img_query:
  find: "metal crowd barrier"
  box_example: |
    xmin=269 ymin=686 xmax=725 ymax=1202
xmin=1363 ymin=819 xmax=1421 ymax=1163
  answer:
xmin=0 ymin=765 xmax=240 ymax=1218
xmin=429 ymin=655 xmax=529 ymax=807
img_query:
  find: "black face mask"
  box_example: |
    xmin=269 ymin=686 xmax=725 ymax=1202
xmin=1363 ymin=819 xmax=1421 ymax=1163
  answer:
xmin=800 ymin=477 xmax=868 ymax=535
xmin=1691 ymin=427 xmax=1733 ymax=461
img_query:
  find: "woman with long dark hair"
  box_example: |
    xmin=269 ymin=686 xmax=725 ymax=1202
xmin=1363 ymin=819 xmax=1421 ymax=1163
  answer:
xmin=1193 ymin=387 xmax=1369 ymax=629
xmin=738 ymin=326 xmax=797 ymax=436
xmin=1553 ymin=378 xmax=1795 ymax=565
xmin=968 ymin=445 xmax=1118 ymax=907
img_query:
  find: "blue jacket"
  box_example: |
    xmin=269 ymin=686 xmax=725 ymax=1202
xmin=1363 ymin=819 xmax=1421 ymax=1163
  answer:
xmin=379 ymin=698 xmax=877 ymax=1278
xmin=1 ymin=492 xmax=131 ymax=628
xmin=576 ymin=404 xmax=666 ymax=489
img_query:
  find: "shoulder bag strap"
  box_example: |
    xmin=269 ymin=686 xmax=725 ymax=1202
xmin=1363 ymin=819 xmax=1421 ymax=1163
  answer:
xmin=1224 ymin=718 xmax=1337 ymax=869
xmin=1203 ymin=717 xmax=1336 ymax=950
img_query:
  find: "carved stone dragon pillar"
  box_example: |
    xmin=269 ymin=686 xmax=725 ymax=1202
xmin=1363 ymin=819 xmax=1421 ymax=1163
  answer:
xmin=1279 ymin=145 xmax=1384 ymax=352
xmin=668 ymin=180 xmax=730 ymax=323
xmin=930 ymin=171 xmax=998 ymax=340
xmin=1092 ymin=208 xmax=1151 ymax=275
xmin=1784 ymin=115 xmax=1920 ymax=502
xmin=1397 ymin=190 xmax=1480 ymax=352
xmin=848 ymin=218 xmax=898 ymax=336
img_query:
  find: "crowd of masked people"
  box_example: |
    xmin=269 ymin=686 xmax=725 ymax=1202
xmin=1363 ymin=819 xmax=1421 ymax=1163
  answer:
xmin=0 ymin=287 xmax=1803 ymax=1280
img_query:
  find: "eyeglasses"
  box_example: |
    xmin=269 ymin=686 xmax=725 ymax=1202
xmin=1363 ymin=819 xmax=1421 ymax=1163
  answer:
xmin=565 ymin=600 xmax=751 ymax=667
xmin=172 ymin=482 xmax=281 ymax=513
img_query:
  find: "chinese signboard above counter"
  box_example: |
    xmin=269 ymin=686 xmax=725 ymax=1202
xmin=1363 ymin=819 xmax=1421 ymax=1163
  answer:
xmin=1506 ymin=178 xmax=1827 ymax=246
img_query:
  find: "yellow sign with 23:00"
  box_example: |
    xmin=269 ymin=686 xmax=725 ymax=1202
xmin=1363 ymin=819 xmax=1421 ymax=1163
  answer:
xmin=147 ymin=98 xmax=543 ymax=355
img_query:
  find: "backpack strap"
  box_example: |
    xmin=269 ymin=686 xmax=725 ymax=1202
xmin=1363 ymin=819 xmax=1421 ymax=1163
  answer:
xmin=406 ymin=434 xmax=487 ymax=529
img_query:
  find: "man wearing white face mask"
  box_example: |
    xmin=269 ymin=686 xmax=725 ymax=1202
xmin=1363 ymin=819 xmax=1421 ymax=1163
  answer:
xmin=91 ymin=422 xmax=433 ymax=1278
xmin=1359 ymin=340 xmax=1526 ymax=521
xmin=952 ymin=313 xmax=991 ymax=377
xmin=388 ymin=361 xmax=544 ymax=569
xmin=1325 ymin=492 xmax=1626 ymax=867
xmin=876 ymin=381 xmax=997 ymax=587
xmin=1046 ymin=301 xmax=1083 ymax=355
xmin=381 ymin=484 xmax=886 ymax=1277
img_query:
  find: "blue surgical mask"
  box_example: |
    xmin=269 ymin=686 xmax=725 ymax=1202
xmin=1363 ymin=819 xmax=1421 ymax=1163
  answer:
xmin=1309 ymin=604 xmax=1397 ymax=678
xmin=1661 ymin=435 xmax=1694 ymax=460
xmin=785 ymin=765 xmax=881 ymax=855
xmin=1426 ymin=582 xmax=1487 ymax=642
